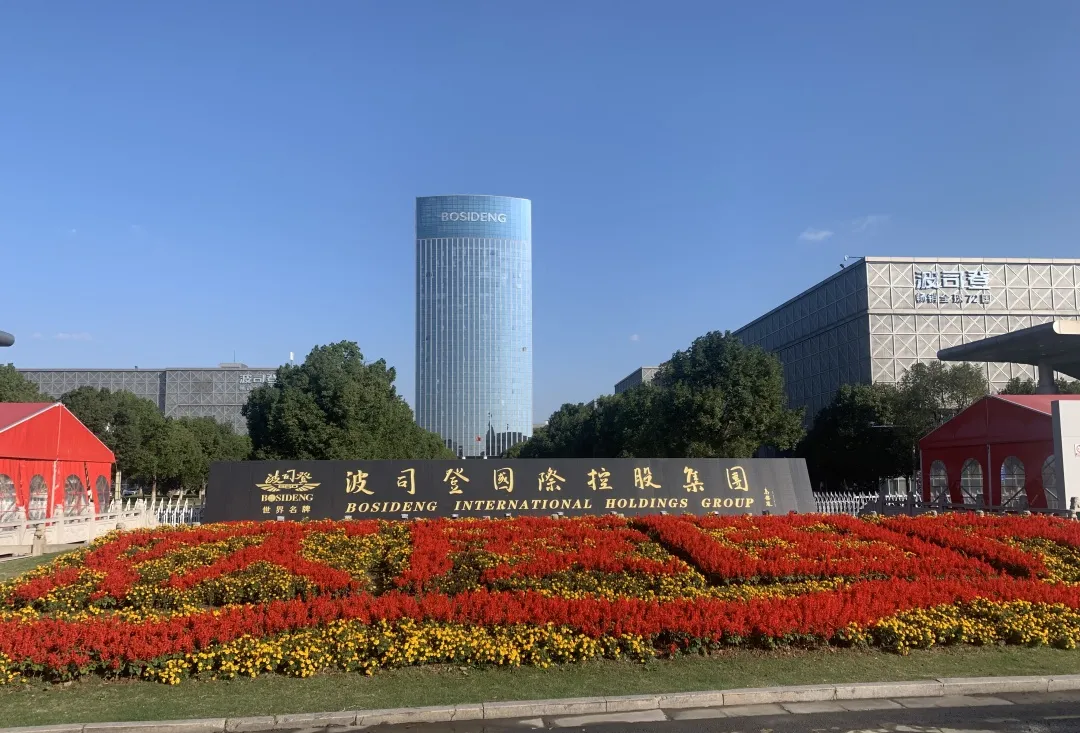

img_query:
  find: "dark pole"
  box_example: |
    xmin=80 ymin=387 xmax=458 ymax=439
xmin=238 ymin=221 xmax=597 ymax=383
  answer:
xmin=0 ymin=331 xmax=13 ymax=347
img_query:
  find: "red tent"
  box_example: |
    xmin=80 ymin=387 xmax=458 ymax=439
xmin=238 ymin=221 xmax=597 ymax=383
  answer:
xmin=919 ymin=394 xmax=1080 ymax=510
xmin=0 ymin=403 xmax=116 ymax=521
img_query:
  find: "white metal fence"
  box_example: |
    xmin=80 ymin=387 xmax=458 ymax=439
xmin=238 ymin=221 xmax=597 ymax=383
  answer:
xmin=813 ymin=492 xmax=880 ymax=515
xmin=118 ymin=497 xmax=204 ymax=526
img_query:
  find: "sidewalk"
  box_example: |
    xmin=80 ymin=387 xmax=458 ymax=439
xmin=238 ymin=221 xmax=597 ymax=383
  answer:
xmin=5 ymin=674 xmax=1080 ymax=733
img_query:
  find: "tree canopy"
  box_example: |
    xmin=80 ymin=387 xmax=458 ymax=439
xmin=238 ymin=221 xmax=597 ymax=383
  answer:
xmin=999 ymin=376 xmax=1080 ymax=395
xmin=798 ymin=362 xmax=988 ymax=490
xmin=507 ymin=331 xmax=804 ymax=459
xmin=893 ymin=361 xmax=988 ymax=441
xmin=797 ymin=383 xmax=910 ymax=492
xmin=0 ymin=365 xmax=50 ymax=403
xmin=243 ymin=341 xmax=453 ymax=460
xmin=62 ymin=387 xmax=251 ymax=494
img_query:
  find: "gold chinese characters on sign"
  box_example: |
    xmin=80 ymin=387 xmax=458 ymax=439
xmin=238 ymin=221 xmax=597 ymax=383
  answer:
xmin=587 ymin=467 xmax=613 ymax=491
xmin=444 ymin=468 xmax=469 ymax=495
xmin=494 ymin=468 xmax=514 ymax=493
xmin=726 ymin=466 xmax=749 ymax=492
xmin=345 ymin=470 xmax=372 ymax=495
xmin=257 ymin=469 xmax=319 ymax=503
xmin=263 ymin=504 xmax=312 ymax=515
xmin=682 ymin=467 xmax=704 ymax=493
xmin=538 ymin=467 xmax=565 ymax=492
xmin=633 ymin=467 xmax=661 ymax=490
xmin=397 ymin=468 xmax=416 ymax=495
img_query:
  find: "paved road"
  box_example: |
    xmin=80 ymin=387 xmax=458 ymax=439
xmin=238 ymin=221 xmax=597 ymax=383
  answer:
xmin=267 ymin=691 xmax=1080 ymax=733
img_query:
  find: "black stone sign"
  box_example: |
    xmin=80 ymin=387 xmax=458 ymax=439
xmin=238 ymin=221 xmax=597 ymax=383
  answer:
xmin=204 ymin=458 xmax=815 ymax=522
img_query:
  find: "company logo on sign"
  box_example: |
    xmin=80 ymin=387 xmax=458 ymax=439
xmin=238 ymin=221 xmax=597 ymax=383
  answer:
xmin=913 ymin=267 xmax=993 ymax=306
xmin=914 ymin=268 xmax=990 ymax=291
xmin=1074 ymin=443 xmax=1080 ymax=458
xmin=440 ymin=212 xmax=507 ymax=223
xmin=256 ymin=469 xmax=320 ymax=494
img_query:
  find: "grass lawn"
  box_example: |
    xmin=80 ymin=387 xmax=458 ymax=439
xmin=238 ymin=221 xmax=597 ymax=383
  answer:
xmin=0 ymin=552 xmax=67 ymax=582
xmin=0 ymin=646 xmax=1078 ymax=727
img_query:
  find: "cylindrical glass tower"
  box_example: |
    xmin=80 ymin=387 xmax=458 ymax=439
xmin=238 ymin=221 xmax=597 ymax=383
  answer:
xmin=415 ymin=195 xmax=533 ymax=457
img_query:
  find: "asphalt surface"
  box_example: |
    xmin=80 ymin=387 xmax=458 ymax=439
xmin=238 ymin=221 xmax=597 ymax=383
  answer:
xmin=263 ymin=691 xmax=1080 ymax=733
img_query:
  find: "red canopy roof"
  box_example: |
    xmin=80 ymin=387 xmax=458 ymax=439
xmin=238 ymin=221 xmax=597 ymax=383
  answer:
xmin=920 ymin=394 xmax=1080 ymax=450
xmin=0 ymin=402 xmax=115 ymax=463
xmin=994 ymin=394 xmax=1080 ymax=416
xmin=0 ymin=403 xmax=55 ymax=432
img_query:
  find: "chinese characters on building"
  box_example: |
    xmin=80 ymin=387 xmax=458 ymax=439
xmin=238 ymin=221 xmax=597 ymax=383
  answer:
xmin=238 ymin=373 xmax=278 ymax=390
xmin=913 ymin=268 xmax=992 ymax=307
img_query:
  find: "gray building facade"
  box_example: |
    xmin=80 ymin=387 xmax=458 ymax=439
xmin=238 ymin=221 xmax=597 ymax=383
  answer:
xmin=415 ymin=195 xmax=533 ymax=458
xmin=733 ymin=257 xmax=1080 ymax=419
xmin=19 ymin=364 xmax=278 ymax=434
xmin=614 ymin=367 xmax=660 ymax=394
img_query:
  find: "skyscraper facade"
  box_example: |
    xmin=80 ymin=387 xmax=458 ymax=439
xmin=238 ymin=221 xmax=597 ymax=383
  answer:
xmin=415 ymin=195 xmax=533 ymax=457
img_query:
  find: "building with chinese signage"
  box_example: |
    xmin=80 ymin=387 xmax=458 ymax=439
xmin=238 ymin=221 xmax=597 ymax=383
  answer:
xmin=733 ymin=257 xmax=1080 ymax=420
xmin=415 ymin=195 xmax=533 ymax=458
xmin=18 ymin=364 xmax=278 ymax=434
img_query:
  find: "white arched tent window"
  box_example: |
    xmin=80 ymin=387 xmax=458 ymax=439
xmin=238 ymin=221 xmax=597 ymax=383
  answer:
xmin=1043 ymin=456 xmax=1062 ymax=510
xmin=999 ymin=457 xmax=1028 ymax=509
xmin=0 ymin=475 xmax=17 ymax=522
xmin=95 ymin=476 xmax=112 ymax=512
xmin=960 ymin=459 xmax=983 ymax=506
xmin=63 ymin=475 xmax=86 ymax=516
xmin=929 ymin=461 xmax=949 ymax=505
xmin=28 ymin=476 xmax=48 ymax=520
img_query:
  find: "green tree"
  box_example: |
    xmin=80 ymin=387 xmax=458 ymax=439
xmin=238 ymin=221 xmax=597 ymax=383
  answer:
xmin=62 ymin=387 xmax=170 ymax=493
xmin=149 ymin=419 xmax=203 ymax=495
xmin=893 ymin=361 xmax=988 ymax=442
xmin=1000 ymin=376 xmax=1080 ymax=395
xmin=650 ymin=331 xmax=805 ymax=457
xmin=0 ymin=364 xmax=50 ymax=402
xmin=60 ymin=387 xmax=118 ymax=436
xmin=508 ymin=331 xmax=803 ymax=459
xmin=512 ymin=402 xmax=597 ymax=458
xmin=244 ymin=341 xmax=454 ymax=460
xmin=798 ymin=384 xmax=910 ymax=491
xmin=172 ymin=417 xmax=252 ymax=494
xmin=797 ymin=362 xmax=989 ymax=490
xmin=65 ymin=387 xmax=254 ymax=495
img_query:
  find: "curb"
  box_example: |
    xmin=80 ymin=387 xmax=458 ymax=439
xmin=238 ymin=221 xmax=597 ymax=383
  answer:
xmin=5 ymin=674 xmax=1080 ymax=732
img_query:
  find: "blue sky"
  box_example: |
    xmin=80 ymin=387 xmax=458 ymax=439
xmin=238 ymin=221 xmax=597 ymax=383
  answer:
xmin=2 ymin=1 xmax=1078 ymax=420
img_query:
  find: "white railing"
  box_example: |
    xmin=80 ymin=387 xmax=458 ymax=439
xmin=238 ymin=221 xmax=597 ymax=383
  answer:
xmin=813 ymin=491 xmax=881 ymax=515
xmin=0 ymin=502 xmax=158 ymax=555
xmin=120 ymin=496 xmax=204 ymax=526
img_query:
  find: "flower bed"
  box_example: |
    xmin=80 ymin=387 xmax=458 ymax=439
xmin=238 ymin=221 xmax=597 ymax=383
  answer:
xmin=1 ymin=514 xmax=1078 ymax=684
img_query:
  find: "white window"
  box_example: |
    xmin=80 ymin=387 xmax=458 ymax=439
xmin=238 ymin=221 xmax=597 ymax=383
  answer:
xmin=1043 ymin=456 xmax=1062 ymax=510
xmin=930 ymin=461 xmax=949 ymax=505
xmin=999 ymin=457 xmax=1027 ymax=509
xmin=0 ymin=475 xmax=17 ymax=522
xmin=960 ymin=459 xmax=983 ymax=506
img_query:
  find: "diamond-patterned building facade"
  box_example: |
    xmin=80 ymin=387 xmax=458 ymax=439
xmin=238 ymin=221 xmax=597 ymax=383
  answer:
xmin=18 ymin=365 xmax=279 ymax=434
xmin=734 ymin=257 xmax=1080 ymax=421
